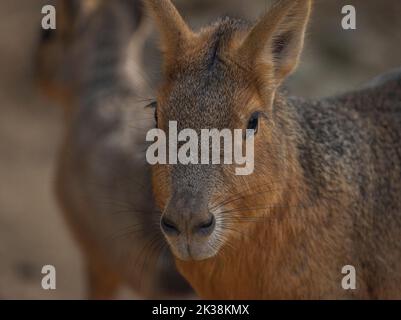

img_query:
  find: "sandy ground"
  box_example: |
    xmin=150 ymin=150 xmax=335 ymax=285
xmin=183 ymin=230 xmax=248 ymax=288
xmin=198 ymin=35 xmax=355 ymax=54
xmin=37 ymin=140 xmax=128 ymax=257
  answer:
xmin=0 ymin=0 xmax=400 ymax=299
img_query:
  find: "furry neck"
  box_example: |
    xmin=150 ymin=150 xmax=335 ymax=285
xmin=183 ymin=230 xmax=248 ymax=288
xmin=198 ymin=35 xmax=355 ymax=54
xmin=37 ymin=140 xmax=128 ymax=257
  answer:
xmin=175 ymin=159 xmax=311 ymax=299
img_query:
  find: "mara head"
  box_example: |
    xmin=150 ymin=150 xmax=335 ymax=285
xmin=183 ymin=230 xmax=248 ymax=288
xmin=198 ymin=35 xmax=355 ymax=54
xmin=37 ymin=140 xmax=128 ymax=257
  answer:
xmin=35 ymin=0 xmax=146 ymax=106
xmin=35 ymin=0 xmax=96 ymax=104
xmin=147 ymin=0 xmax=312 ymax=261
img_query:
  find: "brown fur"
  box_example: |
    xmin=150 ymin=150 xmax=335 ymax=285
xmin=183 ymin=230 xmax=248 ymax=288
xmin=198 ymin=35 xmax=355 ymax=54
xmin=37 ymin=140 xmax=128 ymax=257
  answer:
xmin=147 ymin=0 xmax=401 ymax=299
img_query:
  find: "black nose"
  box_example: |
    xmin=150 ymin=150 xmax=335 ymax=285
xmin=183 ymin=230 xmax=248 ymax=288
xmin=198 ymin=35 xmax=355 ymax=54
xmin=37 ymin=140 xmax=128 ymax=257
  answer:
xmin=161 ymin=216 xmax=180 ymax=235
xmin=160 ymin=214 xmax=216 ymax=237
xmin=193 ymin=215 xmax=215 ymax=236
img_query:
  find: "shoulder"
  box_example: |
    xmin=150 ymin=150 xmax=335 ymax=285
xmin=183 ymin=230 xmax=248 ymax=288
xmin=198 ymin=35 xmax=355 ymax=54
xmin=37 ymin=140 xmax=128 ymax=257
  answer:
xmin=361 ymin=68 xmax=401 ymax=90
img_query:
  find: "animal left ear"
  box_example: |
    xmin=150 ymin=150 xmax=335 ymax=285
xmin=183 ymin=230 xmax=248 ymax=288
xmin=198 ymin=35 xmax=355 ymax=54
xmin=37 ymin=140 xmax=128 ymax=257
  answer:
xmin=236 ymin=0 xmax=312 ymax=86
xmin=144 ymin=0 xmax=194 ymax=73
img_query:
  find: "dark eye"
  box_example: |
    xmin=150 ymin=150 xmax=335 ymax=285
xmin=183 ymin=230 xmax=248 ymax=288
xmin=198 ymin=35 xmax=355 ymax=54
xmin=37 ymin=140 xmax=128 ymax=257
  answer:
xmin=246 ymin=111 xmax=260 ymax=136
xmin=154 ymin=108 xmax=158 ymax=127
xmin=146 ymin=101 xmax=158 ymax=127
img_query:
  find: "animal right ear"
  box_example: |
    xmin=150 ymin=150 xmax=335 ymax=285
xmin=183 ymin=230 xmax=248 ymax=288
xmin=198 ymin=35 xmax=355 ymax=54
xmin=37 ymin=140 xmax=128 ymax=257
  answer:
xmin=62 ymin=0 xmax=101 ymax=17
xmin=237 ymin=0 xmax=312 ymax=86
xmin=57 ymin=0 xmax=101 ymax=35
xmin=144 ymin=0 xmax=193 ymax=68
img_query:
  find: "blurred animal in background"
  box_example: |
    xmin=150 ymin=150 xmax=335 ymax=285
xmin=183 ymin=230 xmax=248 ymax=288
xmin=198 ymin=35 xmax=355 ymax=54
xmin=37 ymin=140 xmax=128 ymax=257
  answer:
xmin=36 ymin=0 xmax=191 ymax=299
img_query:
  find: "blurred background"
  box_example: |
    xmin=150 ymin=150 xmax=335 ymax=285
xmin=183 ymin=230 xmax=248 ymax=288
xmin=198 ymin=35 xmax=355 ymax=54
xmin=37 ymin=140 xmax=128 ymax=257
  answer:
xmin=0 ymin=0 xmax=400 ymax=299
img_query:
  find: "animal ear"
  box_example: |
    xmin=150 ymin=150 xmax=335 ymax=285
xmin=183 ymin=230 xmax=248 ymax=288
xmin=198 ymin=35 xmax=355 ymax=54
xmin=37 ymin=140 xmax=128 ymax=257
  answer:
xmin=60 ymin=0 xmax=100 ymax=17
xmin=57 ymin=0 xmax=101 ymax=32
xmin=236 ymin=0 xmax=312 ymax=86
xmin=145 ymin=0 xmax=193 ymax=65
